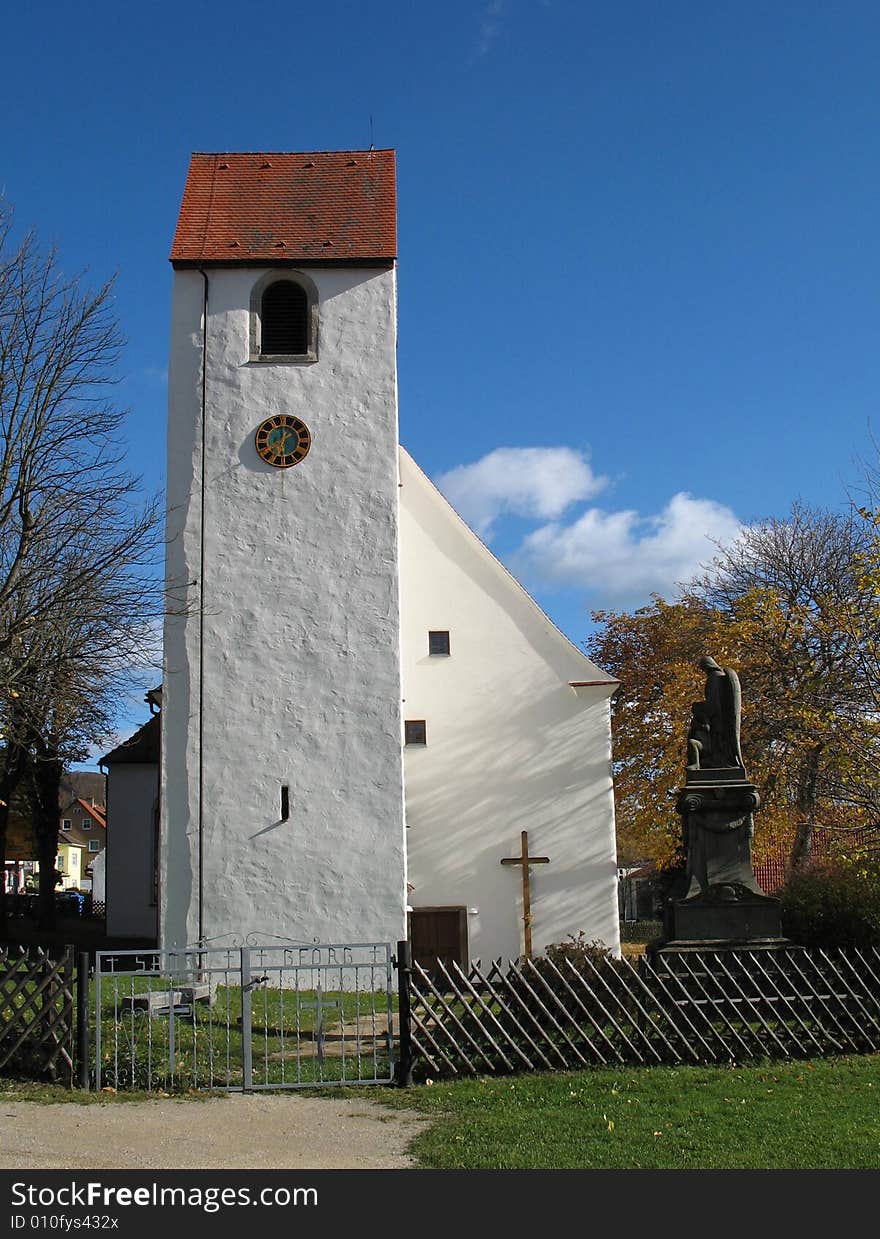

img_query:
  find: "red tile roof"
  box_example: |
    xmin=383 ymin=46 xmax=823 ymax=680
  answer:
xmin=753 ymin=855 xmax=787 ymax=895
xmin=754 ymin=824 xmax=880 ymax=894
xmin=74 ymin=798 xmax=106 ymax=827
xmin=170 ymin=150 xmax=396 ymax=266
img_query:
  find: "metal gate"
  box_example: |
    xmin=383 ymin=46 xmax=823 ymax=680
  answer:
xmin=94 ymin=941 xmax=395 ymax=1091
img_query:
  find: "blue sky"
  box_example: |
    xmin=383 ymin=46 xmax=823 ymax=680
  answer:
xmin=3 ymin=1 xmax=879 ymax=736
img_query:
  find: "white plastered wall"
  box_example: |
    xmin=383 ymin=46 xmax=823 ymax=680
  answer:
xmin=90 ymin=850 xmax=106 ymax=902
xmin=161 ymin=266 xmax=407 ymax=948
xmin=399 ymin=448 xmax=620 ymax=962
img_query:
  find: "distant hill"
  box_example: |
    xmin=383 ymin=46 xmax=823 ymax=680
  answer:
xmin=60 ymin=770 xmax=105 ymax=808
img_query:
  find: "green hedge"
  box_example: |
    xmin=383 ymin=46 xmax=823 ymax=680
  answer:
xmin=619 ymin=920 xmax=663 ymax=944
xmin=780 ymin=855 xmax=880 ymax=947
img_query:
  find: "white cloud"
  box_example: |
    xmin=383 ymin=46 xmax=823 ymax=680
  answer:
xmin=474 ymin=0 xmax=506 ymax=59
xmin=518 ymin=491 xmax=743 ymax=603
xmin=436 ymin=446 xmax=609 ymax=539
xmin=140 ymin=366 xmax=168 ymax=388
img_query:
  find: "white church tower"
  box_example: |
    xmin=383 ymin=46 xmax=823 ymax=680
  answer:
xmin=161 ymin=151 xmax=406 ymax=948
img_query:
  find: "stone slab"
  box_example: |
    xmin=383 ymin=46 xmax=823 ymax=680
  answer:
xmin=666 ymin=897 xmax=782 ymax=943
xmin=123 ymin=984 xmax=212 ymax=1016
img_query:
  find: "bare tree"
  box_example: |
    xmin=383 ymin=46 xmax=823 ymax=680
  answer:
xmin=0 ymin=202 xmax=161 ymax=929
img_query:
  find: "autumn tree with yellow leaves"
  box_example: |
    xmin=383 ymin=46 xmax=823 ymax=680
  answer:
xmin=587 ymin=504 xmax=880 ymax=872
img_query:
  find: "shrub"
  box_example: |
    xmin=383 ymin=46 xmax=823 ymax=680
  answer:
xmin=619 ymin=920 xmax=663 ymax=944
xmin=509 ymin=934 xmax=633 ymax=1032
xmin=780 ymin=854 xmax=880 ymax=947
xmin=543 ymin=931 xmax=613 ymax=971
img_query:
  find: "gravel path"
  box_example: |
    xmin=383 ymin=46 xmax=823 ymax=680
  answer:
xmin=0 ymin=1094 xmax=428 ymax=1170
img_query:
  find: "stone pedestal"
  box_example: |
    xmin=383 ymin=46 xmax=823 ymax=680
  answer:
xmin=660 ymin=770 xmax=784 ymax=948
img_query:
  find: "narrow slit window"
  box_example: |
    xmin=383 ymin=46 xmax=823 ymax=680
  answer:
xmin=280 ymin=785 xmax=290 ymax=820
xmin=405 ymin=720 xmax=427 ymax=746
xmin=261 ymin=281 xmax=308 ymax=355
xmin=428 ymin=630 xmax=450 ymax=656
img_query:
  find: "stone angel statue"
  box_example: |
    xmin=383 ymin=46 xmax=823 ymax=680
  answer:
xmin=686 ymin=656 xmax=745 ymax=772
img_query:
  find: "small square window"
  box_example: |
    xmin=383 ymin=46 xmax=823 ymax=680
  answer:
xmin=428 ymin=630 xmax=450 ymax=656
xmin=81 ymin=820 xmax=91 ymax=830
xmin=404 ymin=720 xmax=427 ymax=746
xmin=61 ymin=819 xmax=71 ymax=831
xmin=88 ymin=840 xmax=100 ymax=853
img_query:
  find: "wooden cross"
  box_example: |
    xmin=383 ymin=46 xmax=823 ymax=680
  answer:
xmin=500 ymin=830 xmax=550 ymax=959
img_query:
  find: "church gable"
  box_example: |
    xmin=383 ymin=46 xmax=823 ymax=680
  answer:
xmin=399 ymin=446 xmax=620 ymax=964
xmin=398 ymin=447 xmax=617 ymax=693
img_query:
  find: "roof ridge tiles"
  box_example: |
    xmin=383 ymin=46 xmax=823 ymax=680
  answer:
xmin=189 ymin=148 xmax=394 ymax=156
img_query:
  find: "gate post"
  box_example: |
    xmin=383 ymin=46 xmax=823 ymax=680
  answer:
xmin=395 ymin=940 xmax=413 ymax=1086
xmin=240 ymin=946 xmax=253 ymax=1091
xmin=76 ymin=952 xmax=90 ymax=1090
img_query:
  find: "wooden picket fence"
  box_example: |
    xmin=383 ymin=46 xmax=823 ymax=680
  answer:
xmin=406 ymin=947 xmax=880 ymax=1076
xmin=0 ymin=945 xmax=74 ymax=1084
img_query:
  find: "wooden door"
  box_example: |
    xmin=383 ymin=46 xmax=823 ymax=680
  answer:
xmin=409 ymin=906 xmax=469 ymax=975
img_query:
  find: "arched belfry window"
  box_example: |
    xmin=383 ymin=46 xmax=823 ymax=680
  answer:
xmin=250 ymin=273 xmax=318 ymax=362
xmin=262 ymin=281 xmax=307 ymax=354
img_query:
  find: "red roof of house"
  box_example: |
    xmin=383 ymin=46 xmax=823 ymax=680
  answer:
xmin=170 ymin=150 xmax=397 ymax=266
xmin=754 ymin=824 xmax=880 ymax=894
xmin=753 ymin=855 xmax=787 ymax=895
xmin=74 ymin=798 xmax=106 ymax=827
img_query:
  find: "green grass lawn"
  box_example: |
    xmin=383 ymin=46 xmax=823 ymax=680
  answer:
xmin=385 ymin=1055 xmax=880 ymax=1168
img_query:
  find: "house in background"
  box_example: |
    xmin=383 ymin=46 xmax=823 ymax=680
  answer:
xmin=617 ymin=861 xmax=660 ymax=923
xmin=55 ymin=837 xmax=82 ymax=891
xmin=5 ymin=797 xmax=37 ymax=893
xmin=100 ymin=706 xmax=160 ymax=940
xmin=57 ymin=798 xmax=106 ymax=891
xmin=752 ymin=825 xmax=880 ymax=895
xmin=4 ymin=771 xmax=105 ymax=894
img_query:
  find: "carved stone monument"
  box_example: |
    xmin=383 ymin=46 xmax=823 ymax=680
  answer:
xmin=660 ymin=656 xmax=783 ymax=947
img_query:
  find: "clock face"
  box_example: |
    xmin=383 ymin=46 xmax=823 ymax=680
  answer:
xmin=254 ymin=415 xmax=311 ymax=468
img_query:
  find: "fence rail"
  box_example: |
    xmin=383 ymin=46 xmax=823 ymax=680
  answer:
xmin=405 ymin=947 xmax=880 ymax=1076
xmin=7 ymin=892 xmax=105 ymax=920
xmin=0 ymin=945 xmax=74 ymax=1083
